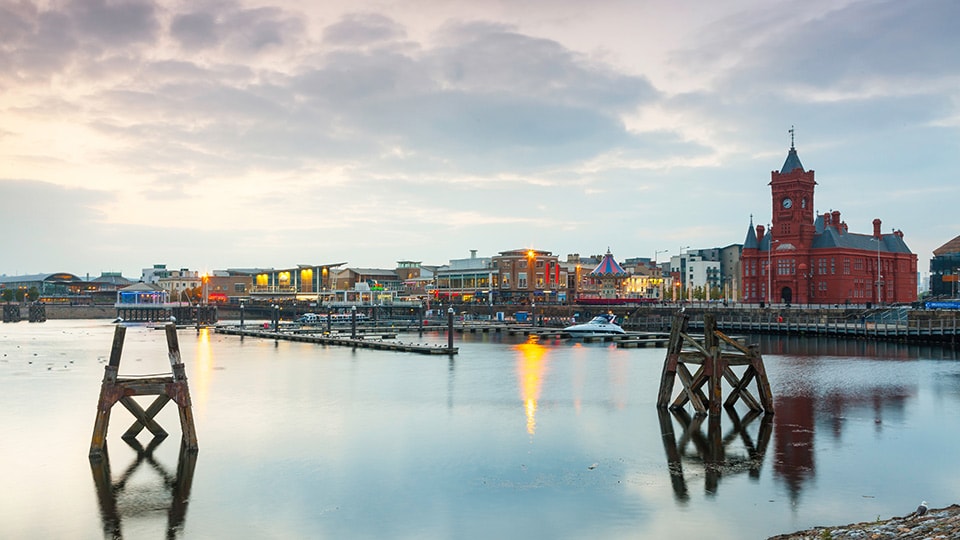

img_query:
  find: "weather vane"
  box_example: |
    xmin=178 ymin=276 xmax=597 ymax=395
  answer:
xmin=789 ymin=125 xmax=795 ymax=149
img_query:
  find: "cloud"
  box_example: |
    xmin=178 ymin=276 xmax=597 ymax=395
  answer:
xmin=322 ymin=12 xmax=407 ymax=47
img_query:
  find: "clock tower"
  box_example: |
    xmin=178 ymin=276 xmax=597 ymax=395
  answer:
xmin=769 ymin=128 xmax=816 ymax=246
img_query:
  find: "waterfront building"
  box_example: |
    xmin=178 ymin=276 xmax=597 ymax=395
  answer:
xmin=562 ymin=253 xmax=599 ymax=301
xmin=622 ymin=257 xmax=666 ymax=301
xmin=492 ymin=248 xmax=565 ymax=304
xmin=433 ymin=251 xmax=495 ymax=304
xmin=670 ymin=251 xmax=721 ymax=300
xmin=929 ymin=235 xmax=960 ymax=298
xmin=741 ymin=138 xmax=918 ymax=305
xmin=332 ymin=266 xmax=401 ymax=298
xmin=0 ymin=272 xmax=87 ymax=302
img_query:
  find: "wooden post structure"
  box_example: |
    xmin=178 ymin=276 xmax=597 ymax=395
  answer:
xmin=89 ymin=323 xmax=198 ymax=458
xmin=447 ymin=307 xmax=454 ymax=352
xmin=657 ymin=311 xmax=774 ymax=416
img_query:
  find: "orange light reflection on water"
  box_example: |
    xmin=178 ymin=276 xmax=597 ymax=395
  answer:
xmin=192 ymin=327 xmax=213 ymax=413
xmin=516 ymin=339 xmax=548 ymax=436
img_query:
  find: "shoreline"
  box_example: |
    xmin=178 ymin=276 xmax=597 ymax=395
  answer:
xmin=769 ymin=504 xmax=960 ymax=539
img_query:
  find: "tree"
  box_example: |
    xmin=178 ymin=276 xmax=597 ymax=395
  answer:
xmin=14 ymin=289 xmax=26 ymax=302
xmin=27 ymin=287 xmax=40 ymax=302
xmin=1 ymin=289 xmax=12 ymax=302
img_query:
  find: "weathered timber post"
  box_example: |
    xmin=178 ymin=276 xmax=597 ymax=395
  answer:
xmin=418 ymin=305 xmax=424 ymax=334
xmin=326 ymin=307 xmax=332 ymax=335
xmin=657 ymin=310 xmax=774 ymax=416
xmin=351 ymin=306 xmax=357 ymax=339
xmin=89 ymin=323 xmax=198 ymax=458
xmin=447 ymin=307 xmax=455 ymax=351
xmin=239 ymin=302 xmax=245 ymax=329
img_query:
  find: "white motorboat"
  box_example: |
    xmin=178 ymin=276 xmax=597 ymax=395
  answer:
xmin=563 ymin=314 xmax=625 ymax=337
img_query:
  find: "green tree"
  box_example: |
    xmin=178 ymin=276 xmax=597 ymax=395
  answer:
xmin=1 ymin=289 xmax=12 ymax=302
xmin=14 ymin=289 xmax=26 ymax=302
xmin=27 ymin=287 xmax=40 ymax=302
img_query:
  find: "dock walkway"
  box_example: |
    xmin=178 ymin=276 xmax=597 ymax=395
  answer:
xmin=216 ymin=326 xmax=457 ymax=355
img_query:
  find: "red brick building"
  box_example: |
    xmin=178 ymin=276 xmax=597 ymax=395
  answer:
xmin=741 ymin=141 xmax=917 ymax=305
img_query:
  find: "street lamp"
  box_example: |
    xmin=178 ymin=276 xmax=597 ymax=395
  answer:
xmin=767 ymin=230 xmax=780 ymax=305
xmin=678 ymin=246 xmax=690 ymax=301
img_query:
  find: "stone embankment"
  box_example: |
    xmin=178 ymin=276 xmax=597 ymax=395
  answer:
xmin=770 ymin=505 xmax=960 ymax=539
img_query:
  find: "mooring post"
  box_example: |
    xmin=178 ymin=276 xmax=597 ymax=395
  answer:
xmin=351 ymin=305 xmax=357 ymax=339
xmin=418 ymin=305 xmax=424 ymax=334
xmin=239 ymin=302 xmax=245 ymax=329
xmin=90 ymin=326 xmax=127 ymax=457
xmin=326 ymin=307 xmax=332 ymax=335
xmin=704 ymin=313 xmax=723 ymax=416
xmin=447 ymin=307 xmax=454 ymax=351
xmin=89 ymin=323 xmax=198 ymax=458
xmin=656 ymin=311 xmax=688 ymax=408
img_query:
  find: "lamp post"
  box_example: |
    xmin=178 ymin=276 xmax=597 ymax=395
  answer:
xmin=767 ymin=231 xmax=779 ymax=306
xmin=678 ymin=246 xmax=690 ymax=302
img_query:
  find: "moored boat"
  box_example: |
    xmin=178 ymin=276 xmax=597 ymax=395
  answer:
xmin=563 ymin=314 xmax=625 ymax=337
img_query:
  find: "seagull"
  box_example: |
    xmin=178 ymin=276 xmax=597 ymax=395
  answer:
xmin=909 ymin=501 xmax=928 ymax=518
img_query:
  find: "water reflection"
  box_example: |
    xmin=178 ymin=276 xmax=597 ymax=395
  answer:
xmin=515 ymin=340 xmax=548 ymax=436
xmin=757 ymin=334 xmax=960 ymax=359
xmin=658 ymin=408 xmax=773 ymax=502
xmin=89 ymin=438 xmax=197 ymax=539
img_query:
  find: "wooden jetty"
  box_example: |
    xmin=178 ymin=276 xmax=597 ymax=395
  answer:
xmin=216 ymin=326 xmax=458 ymax=355
xmin=89 ymin=323 xmax=199 ymax=458
xmin=686 ymin=312 xmax=959 ymax=344
xmin=657 ymin=311 xmax=774 ymax=416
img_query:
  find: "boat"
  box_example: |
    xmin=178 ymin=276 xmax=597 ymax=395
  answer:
xmin=563 ymin=313 xmax=625 ymax=337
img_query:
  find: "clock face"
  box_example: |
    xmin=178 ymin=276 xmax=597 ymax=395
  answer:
xmin=782 ymin=197 xmax=793 ymax=209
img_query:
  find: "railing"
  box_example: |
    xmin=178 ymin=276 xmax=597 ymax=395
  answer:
xmin=684 ymin=312 xmax=959 ymax=342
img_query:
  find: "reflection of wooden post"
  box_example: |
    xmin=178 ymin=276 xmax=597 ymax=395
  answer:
xmin=658 ymin=407 xmax=772 ymax=497
xmin=90 ymin=438 xmax=197 ymax=537
xmin=657 ymin=310 xmax=774 ymax=416
xmin=89 ymin=324 xmax=198 ymax=458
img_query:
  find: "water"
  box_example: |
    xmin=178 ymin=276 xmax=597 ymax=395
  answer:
xmin=1 ymin=320 xmax=959 ymax=539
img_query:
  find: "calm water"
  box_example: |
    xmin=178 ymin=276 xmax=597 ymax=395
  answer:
xmin=1 ymin=320 xmax=959 ymax=539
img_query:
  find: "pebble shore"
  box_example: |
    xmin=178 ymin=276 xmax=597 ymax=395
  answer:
xmin=769 ymin=505 xmax=960 ymax=540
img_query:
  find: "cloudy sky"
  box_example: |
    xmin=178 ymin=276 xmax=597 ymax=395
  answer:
xmin=1 ymin=0 xmax=957 ymax=279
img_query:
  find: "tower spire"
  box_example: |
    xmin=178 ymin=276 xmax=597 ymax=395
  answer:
xmin=789 ymin=125 xmax=795 ymax=149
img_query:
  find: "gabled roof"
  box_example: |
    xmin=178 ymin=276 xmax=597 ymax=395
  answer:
xmin=933 ymin=235 xmax=960 ymax=256
xmin=781 ymin=146 xmax=804 ymax=173
xmin=589 ymin=249 xmax=627 ymax=276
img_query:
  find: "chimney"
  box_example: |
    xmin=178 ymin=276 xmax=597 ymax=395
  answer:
xmin=872 ymin=219 xmax=882 ymax=238
xmin=831 ymin=210 xmax=841 ymax=230
xmin=756 ymin=224 xmax=765 ymax=243
xmin=470 ymin=249 xmax=477 ymax=259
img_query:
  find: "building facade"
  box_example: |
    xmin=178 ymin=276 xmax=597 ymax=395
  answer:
xmin=492 ymin=249 xmax=566 ymax=304
xmin=741 ymin=141 xmax=918 ymax=305
xmin=929 ymin=235 xmax=960 ymax=298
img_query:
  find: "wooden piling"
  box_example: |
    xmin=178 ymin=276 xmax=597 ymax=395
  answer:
xmin=657 ymin=310 xmax=774 ymax=416
xmin=89 ymin=323 xmax=198 ymax=458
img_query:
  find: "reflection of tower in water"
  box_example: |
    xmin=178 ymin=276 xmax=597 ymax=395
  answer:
xmin=516 ymin=340 xmax=548 ymax=436
xmin=773 ymin=394 xmax=816 ymax=504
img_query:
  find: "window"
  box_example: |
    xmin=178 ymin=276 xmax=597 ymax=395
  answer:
xmin=233 ymin=283 xmax=246 ymax=293
xmin=843 ymin=258 xmax=851 ymax=275
xmin=518 ymin=272 xmax=527 ymax=289
xmin=830 ymin=258 xmax=835 ymax=274
xmin=501 ymin=273 xmax=510 ymax=288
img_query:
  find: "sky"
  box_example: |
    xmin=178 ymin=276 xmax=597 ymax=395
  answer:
xmin=1 ymin=0 xmax=958 ymax=279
